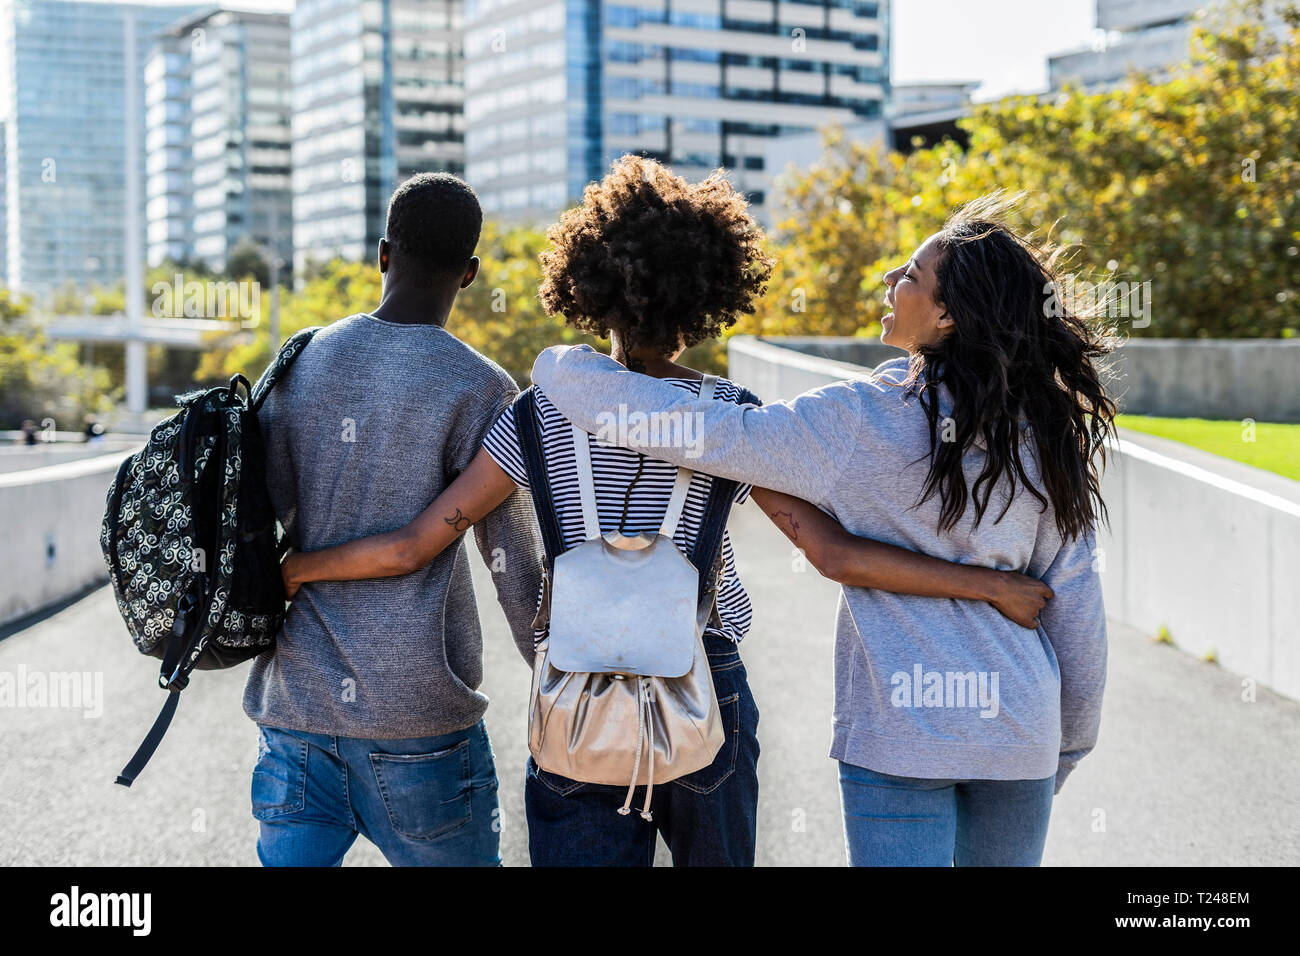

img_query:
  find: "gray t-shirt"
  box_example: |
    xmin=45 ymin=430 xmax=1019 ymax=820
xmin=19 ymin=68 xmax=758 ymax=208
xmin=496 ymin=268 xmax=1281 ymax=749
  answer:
xmin=243 ymin=314 xmax=544 ymax=739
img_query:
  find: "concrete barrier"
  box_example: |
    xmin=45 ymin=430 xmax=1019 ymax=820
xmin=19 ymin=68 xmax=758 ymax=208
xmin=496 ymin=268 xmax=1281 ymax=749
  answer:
xmin=728 ymin=336 xmax=884 ymax=398
xmin=1103 ymin=339 xmax=1300 ymax=423
xmin=753 ymin=335 xmax=1300 ymax=422
xmin=1094 ymin=432 xmax=1300 ymax=700
xmin=727 ymin=335 xmax=1300 ymax=701
xmin=0 ymin=440 xmax=140 ymax=475
xmin=0 ymin=448 xmax=137 ymax=628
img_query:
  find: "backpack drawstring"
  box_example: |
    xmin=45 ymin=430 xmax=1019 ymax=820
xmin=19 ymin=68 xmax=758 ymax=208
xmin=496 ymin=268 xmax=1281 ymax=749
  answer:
xmin=641 ymin=681 xmax=656 ymax=820
xmin=618 ymin=677 xmax=657 ymax=820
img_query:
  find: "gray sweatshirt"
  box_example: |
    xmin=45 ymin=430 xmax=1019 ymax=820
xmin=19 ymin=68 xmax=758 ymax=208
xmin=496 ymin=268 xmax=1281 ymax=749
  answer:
xmin=531 ymin=344 xmax=1107 ymax=792
xmin=244 ymin=314 xmax=544 ymax=739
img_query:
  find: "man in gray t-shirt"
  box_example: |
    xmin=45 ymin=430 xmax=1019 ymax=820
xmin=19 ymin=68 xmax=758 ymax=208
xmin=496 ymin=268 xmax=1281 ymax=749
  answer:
xmin=243 ymin=174 xmax=543 ymax=867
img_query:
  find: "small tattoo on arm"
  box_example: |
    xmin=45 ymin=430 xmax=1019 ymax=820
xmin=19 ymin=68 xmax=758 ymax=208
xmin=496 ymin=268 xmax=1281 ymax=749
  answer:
xmin=771 ymin=510 xmax=800 ymax=541
xmin=444 ymin=508 xmax=471 ymax=533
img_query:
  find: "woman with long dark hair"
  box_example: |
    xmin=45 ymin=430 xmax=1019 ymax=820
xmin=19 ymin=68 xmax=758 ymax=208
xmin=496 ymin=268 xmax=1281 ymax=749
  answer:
xmin=531 ymin=193 xmax=1116 ymax=866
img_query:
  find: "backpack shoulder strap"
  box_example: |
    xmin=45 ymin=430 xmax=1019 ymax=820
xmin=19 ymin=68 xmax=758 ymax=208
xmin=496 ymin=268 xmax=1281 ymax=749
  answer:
xmin=568 ymin=424 xmax=603 ymax=541
xmin=657 ymin=375 xmax=715 ymax=540
xmin=512 ymin=387 xmax=565 ymax=570
xmin=688 ymin=380 xmax=762 ymax=606
xmin=251 ymin=326 xmax=321 ymax=411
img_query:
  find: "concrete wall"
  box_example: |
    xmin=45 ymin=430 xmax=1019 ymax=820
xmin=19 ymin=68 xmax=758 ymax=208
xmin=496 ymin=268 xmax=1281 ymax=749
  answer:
xmin=0 ymin=439 xmax=139 ymax=475
xmin=1101 ymin=339 xmax=1300 ymax=422
xmin=0 ymin=448 xmax=137 ymax=628
xmin=1094 ymin=433 xmax=1300 ymax=700
xmin=728 ymin=335 xmax=1300 ymax=701
xmin=762 ymin=336 xmax=1300 ymax=423
xmin=730 ymin=336 xmax=888 ymax=398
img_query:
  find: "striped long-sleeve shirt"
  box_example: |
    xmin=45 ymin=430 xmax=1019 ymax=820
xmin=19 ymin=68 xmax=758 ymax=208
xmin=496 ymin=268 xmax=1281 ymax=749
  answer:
xmin=482 ymin=379 xmax=755 ymax=645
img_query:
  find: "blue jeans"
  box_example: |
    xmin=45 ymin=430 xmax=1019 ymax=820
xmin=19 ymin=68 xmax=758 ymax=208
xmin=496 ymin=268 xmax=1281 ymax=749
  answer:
xmin=838 ymin=762 xmax=1055 ymax=867
xmin=251 ymin=720 xmax=500 ymax=866
xmin=524 ymin=632 xmax=761 ymax=866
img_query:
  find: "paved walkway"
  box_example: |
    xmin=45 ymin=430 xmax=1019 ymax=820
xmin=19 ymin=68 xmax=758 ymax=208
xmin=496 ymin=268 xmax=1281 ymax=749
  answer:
xmin=2 ymin=500 xmax=1297 ymax=865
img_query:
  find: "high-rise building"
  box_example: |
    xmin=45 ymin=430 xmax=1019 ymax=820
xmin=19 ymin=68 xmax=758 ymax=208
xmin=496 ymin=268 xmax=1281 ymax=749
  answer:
xmin=144 ymin=27 xmax=191 ymax=269
xmin=290 ymin=0 xmax=465 ymax=278
xmin=145 ymin=8 xmax=292 ymax=272
xmin=0 ymin=133 xmax=7 ymax=287
xmin=889 ymin=80 xmax=977 ymax=120
xmin=756 ymin=81 xmax=976 ymax=228
xmin=759 ymin=117 xmax=883 ymax=227
xmin=0 ymin=0 xmax=201 ymax=299
xmin=463 ymin=0 xmax=890 ymax=225
xmin=1049 ymin=0 xmax=1210 ymax=90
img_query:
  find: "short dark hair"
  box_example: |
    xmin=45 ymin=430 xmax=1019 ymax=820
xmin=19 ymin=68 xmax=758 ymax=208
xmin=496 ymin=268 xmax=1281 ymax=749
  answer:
xmin=538 ymin=155 xmax=773 ymax=355
xmin=384 ymin=173 xmax=482 ymax=284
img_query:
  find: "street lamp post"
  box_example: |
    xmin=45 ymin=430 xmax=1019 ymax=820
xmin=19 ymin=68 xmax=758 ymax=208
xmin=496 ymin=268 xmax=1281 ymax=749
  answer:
xmin=123 ymin=10 xmax=147 ymax=417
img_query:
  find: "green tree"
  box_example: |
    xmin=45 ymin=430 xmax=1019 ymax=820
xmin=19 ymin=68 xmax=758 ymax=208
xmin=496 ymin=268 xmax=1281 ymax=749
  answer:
xmin=196 ymin=223 xmax=599 ymax=387
xmin=0 ymin=289 xmax=115 ymax=429
xmin=225 ymin=237 xmax=271 ymax=286
xmin=194 ymin=258 xmax=378 ymax=384
xmin=762 ymin=0 xmax=1299 ymax=339
xmin=452 ymin=221 xmax=593 ymax=383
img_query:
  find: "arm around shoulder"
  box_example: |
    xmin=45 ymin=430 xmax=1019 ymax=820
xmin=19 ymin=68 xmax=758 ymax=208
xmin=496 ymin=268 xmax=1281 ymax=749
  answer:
xmin=531 ymin=345 xmax=867 ymax=503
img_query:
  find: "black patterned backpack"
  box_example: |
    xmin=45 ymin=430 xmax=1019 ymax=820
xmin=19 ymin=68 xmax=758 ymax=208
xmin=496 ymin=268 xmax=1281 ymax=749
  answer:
xmin=101 ymin=327 xmax=319 ymax=786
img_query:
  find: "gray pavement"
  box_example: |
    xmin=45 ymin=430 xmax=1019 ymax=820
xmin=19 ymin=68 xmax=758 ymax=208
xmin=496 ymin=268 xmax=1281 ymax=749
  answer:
xmin=2 ymin=499 xmax=1297 ymax=865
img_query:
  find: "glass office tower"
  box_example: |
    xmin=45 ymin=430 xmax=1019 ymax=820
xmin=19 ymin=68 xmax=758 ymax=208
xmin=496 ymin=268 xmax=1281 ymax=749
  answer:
xmin=1049 ymin=0 xmax=1208 ymax=90
xmin=145 ymin=8 xmax=293 ymax=272
xmin=291 ymin=0 xmax=465 ymax=278
xmin=0 ymin=0 xmax=200 ymax=299
xmin=464 ymin=0 xmax=890 ymax=225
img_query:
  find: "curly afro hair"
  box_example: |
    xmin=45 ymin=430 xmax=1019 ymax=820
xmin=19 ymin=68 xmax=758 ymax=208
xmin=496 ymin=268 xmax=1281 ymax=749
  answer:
xmin=385 ymin=172 xmax=482 ymax=284
xmin=538 ymin=155 xmax=774 ymax=356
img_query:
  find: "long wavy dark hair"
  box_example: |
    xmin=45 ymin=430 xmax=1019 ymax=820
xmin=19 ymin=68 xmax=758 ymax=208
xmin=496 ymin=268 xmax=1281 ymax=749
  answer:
xmin=904 ymin=193 xmax=1118 ymax=541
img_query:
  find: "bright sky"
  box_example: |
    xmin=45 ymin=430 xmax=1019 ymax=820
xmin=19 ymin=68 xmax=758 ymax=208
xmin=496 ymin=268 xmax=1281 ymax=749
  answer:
xmin=892 ymin=0 xmax=1099 ymax=100
xmin=126 ymin=0 xmax=1099 ymax=103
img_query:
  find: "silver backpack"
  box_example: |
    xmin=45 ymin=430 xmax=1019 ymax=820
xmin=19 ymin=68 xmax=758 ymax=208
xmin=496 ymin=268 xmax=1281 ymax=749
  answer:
xmin=513 ymin=376 xmax=753 ymax=818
